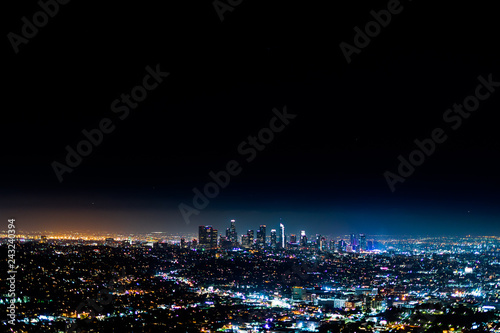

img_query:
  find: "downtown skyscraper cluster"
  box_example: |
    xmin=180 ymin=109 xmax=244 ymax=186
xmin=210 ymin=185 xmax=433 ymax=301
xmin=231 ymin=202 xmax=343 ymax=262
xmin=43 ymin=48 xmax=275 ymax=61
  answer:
xmin=198 ymin=220 xmax=373 ymax=253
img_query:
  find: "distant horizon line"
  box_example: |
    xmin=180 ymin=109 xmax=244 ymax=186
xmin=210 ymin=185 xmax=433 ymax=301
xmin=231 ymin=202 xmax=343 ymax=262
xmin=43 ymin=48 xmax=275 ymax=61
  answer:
xmin=2 ymin=230 xmax=498 ymax=239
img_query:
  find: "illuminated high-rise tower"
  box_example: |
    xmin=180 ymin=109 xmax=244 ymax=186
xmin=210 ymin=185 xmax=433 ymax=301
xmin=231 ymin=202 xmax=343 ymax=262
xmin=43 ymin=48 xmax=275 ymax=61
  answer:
xmin=199 ymin=225 xmax=218 ymax=249
xmin=280 ymin=223 xmax=285 ymax=248
xmin=247 ymin=230 xmax=254 ymax=247
xmin=321 ymin=236 xmax=327 ymax=251
xmin=257 ymin=225 xmax=266 ymax=248
xmin=229 ymin=219 xmax=237 ymax=244
xmin=211 ymin=228 xmax=218 ymax=249
xmin=338 ymin=239 xmax=346 ymax=252
xmin=315 ymin=234 xmax=321 ymax=250
xmin=359 ymin=234 xmax=367 ymax=251
xmin=241 ymin=234 xmax=250 ymax=248
xmin=300 ymin=230 xmax=307 ymax=247
xmin=350 ymin=233 xmax=358 ymax=251
xmin=199 ymin=226 xmax=208 ymax=246
xmin=270 ymin=229 xmax=277 ymax=249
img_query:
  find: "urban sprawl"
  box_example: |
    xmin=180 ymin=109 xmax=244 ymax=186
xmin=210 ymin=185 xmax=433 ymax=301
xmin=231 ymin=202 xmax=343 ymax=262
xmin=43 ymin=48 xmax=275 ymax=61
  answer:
xmin=1 ymin=219 xmax=500 ymax=332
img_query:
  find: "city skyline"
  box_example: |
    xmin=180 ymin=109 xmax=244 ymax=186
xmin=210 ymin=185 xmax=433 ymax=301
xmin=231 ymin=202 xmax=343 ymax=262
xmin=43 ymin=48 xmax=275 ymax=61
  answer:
xmin=4 ymin=196 xmax=500 ymax=236
xmin=3 ymin=231 xmax=500 ymax=332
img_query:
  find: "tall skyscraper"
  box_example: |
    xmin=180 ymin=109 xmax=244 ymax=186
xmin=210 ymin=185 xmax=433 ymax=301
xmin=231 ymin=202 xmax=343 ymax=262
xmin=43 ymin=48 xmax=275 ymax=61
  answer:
xmin=241 ymin=234 xmax=250 ymax=248
xmin=320 ymin=236 xmax=327 ymax=251
xmin=350 ymin=233 xmax=358 ymax=251
xmin=257 ymin=225 xmax=266 ymax=248
xmin=359 ymin=234 xmax=367 ymax=252
xmin=211 ymin=228 xmax=218 ymax=249
xmin=315 ymin=234 xmax=321 ymax=250
xmin=290 ymin=234 xmax=297 ymax=244
xmin=300 ymin=230 xmax=307 ymax=247
xmin=199 ymin=226 xmax=208 ymax=246
xmin=247 ymin=230 xmax=254 ymax=247
xmin=199 ymin=225 xmax=218 ymax=249
xmin=280 ymin=223 xmax=285 ymax=248
xmin=270 ymin=229 xmax=277 ymax=249
xmin=338 ymin=239 xmax=346 ymax=252
xmin=229 ymin=219 xmax=237 ymax=244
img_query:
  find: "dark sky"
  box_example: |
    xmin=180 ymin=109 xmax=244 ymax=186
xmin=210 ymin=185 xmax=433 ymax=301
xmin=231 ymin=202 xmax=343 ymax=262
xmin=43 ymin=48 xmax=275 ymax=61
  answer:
xmin=2 ymin=0 xmax=500 ymax=236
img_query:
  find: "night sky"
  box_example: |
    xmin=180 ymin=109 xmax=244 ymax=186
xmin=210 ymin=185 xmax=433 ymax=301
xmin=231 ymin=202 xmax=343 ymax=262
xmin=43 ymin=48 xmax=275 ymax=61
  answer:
xmin=2 ymin=0 xmax=500 ymax=236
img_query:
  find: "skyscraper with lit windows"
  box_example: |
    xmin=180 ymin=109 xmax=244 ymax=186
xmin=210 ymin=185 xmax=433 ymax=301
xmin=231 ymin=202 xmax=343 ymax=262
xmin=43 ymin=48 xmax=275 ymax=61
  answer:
xmin=247 ymin=230 xmax=254 ymax=247
xmin=257 ymin=225 xmax=266 ymax=248
xmin=270 ymin=229 xmax=277 ymax=249
xmin=300 ymin=230 xmax=307 ymax=247
xmin=229 ymin=219 xmax=237 ymax=244
xmin=359 ymin=234 xmax=367 ymax=251
xmin=350 ymin=233 xmax=358 ymax=251
xmin=199 ymin=225 xmax=218 ymax=249
xmin=280 ymin=223 xmax=285 ymax=248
